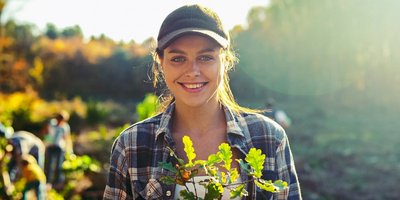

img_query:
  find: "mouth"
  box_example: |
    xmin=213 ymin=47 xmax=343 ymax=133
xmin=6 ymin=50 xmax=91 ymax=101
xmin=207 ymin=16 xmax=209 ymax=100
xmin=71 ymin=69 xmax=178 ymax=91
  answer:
xmin=178 ymin=82 xmax=208 ymax=91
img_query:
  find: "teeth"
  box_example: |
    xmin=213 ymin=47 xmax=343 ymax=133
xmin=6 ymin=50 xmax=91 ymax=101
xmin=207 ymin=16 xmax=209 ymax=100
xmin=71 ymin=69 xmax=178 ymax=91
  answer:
xmin=184 ymin=83 xmax=204 ymax=89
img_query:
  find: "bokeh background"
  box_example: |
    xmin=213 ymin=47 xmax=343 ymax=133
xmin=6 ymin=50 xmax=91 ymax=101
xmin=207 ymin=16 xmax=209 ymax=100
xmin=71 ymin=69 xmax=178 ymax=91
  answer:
xmin=1 ymin=0 xmax=399 ymax=199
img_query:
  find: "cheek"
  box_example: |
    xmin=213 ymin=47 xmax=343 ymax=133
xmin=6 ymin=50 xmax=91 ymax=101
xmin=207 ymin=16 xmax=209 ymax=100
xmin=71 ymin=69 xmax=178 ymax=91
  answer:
xmin=162 ymin=70 xmax=172 ymax=84
xmin=162 ymin=68 xmax=178 ymax=86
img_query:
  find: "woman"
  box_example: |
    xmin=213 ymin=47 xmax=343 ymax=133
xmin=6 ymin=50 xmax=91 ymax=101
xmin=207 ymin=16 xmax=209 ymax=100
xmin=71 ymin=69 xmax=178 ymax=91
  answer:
xmin=104 ymin=4 xmax=301 ymax=200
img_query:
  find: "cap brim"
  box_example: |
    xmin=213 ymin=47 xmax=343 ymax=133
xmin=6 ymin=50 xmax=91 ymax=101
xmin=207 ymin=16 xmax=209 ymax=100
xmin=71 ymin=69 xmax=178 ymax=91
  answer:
xmin=157 ymin=28 xmax=229 ymax=50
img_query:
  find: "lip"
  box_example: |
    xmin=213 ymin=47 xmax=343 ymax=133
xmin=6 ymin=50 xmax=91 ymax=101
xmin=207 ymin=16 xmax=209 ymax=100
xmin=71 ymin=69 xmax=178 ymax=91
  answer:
xmin=178 ymin=82 xmax=208 ymax=93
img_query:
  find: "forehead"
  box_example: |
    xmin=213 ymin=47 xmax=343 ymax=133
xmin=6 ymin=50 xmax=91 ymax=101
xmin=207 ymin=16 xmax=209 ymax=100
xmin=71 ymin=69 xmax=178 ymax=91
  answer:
xmin=164 ymin=34 xmax=221 ymax=52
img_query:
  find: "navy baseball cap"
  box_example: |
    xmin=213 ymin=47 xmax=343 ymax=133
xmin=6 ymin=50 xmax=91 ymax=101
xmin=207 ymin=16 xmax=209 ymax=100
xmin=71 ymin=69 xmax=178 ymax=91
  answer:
xmin=157 ymin=4 xmax=229 ymax=50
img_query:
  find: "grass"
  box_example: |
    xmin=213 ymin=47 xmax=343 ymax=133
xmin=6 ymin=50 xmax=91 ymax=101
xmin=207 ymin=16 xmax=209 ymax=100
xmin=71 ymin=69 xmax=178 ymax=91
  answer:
xmin=280 ymin=97 xmax=400 ymax=200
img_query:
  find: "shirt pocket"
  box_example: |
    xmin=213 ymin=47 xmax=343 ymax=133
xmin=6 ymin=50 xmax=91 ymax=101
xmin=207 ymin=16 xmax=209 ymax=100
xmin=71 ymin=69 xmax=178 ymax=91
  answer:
xmin=134 ymin=178 xmax=164 ymax=200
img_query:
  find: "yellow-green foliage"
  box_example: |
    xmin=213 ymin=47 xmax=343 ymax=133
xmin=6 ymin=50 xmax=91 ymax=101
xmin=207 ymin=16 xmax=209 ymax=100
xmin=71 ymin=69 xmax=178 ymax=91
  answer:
xmin=136 ymin=93 xmax=159 ymax=121
xmin=159 ymin=136 xmax=287 ymax=200
xmin=0 ymin=90 xmax=86 ymax=127
xmin=62 ymin=153 xmax=101 ymax=175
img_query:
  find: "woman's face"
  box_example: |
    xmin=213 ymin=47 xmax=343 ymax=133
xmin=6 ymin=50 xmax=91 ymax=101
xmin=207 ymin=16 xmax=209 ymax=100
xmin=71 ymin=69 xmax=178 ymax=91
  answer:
xmin=160 ymin=34 xmax=224 ymax=109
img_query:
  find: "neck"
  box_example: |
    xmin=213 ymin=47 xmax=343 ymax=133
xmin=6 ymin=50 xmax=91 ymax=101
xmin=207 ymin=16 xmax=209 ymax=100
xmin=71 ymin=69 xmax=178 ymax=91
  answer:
xmin=173 ymin=101 xmax=226 ymax=137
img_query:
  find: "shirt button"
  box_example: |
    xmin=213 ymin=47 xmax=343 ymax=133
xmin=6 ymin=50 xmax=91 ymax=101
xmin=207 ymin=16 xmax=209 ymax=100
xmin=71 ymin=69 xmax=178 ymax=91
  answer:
xmin=147 ymin=190 xmax=152 ymax=196
xmin=166 ymin=190 xmax=171 ymax=197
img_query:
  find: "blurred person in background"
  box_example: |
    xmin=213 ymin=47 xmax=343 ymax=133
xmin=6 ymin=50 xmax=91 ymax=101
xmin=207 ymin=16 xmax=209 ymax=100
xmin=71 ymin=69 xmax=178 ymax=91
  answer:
xmin=43 ymin=110 xmax=73 ymax=188
xmin=263 ymin=97 xmax=292 ymax=130
xmin=2 ymin=125 xmax=45 ymax=183
xmin=8 ymin=130 xmax=45 ymax=170
xmin=0 ymin=122 xmax=14 ymax=139
xmin=0 ymin=123 xmax=16 ymax=199
xmin=1 ymin=123 xmax=46 ymax=199
xmin=18 ymin=154 xmax=46 ymax=200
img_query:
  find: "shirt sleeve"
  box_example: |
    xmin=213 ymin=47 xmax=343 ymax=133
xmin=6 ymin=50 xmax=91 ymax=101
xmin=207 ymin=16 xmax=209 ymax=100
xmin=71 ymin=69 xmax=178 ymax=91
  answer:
xmin=274 ymin=129 xmax=302 ymax=200
xmin=103 ymin=136 xmax=135 ymax=200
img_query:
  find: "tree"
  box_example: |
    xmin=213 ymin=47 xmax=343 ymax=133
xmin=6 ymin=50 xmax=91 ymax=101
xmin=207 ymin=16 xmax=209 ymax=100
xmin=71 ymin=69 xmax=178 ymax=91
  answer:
xmin=45 ymin=23 xmax=59 ymax=39
xmin=0 ymin=0 xmax=7 ymax=54
xmin=61 ymin=25 xmax=83 ymax=38
xmin=235 ymin=0 xmax=400 ymax=99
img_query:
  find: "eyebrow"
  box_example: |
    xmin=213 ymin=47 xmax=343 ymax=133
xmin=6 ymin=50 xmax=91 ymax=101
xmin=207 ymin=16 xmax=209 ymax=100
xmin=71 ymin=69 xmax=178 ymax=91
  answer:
xmin=167 ymin=48 xmax=217 ymax=54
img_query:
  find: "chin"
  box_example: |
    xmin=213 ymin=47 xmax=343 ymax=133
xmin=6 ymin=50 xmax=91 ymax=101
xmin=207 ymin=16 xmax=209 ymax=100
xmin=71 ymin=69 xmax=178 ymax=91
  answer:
xmin=182 ymin=100 xmax=208 ymax=108
xmin=178 ymin=96 xmax=217 ymax=108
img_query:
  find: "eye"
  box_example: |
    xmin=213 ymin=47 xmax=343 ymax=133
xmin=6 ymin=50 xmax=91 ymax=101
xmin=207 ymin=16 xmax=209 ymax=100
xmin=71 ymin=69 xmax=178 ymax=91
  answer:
xmin=198 ymin=55 xmax=213 ymax=62
xmin=171 ymin=56 xmax=185 ymax=62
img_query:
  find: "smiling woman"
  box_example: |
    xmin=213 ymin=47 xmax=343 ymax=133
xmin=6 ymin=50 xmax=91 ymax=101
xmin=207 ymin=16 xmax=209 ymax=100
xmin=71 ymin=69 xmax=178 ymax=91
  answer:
xmin=103 ymin=4 xmax=301 ymax=200
xmin=160 ymin=35 xmax=223 ymax=109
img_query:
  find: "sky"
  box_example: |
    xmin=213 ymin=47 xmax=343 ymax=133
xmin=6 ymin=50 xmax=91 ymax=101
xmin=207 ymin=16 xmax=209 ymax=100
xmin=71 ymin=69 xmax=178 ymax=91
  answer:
xmin=3 ymin=0 xmax=270 ymax=43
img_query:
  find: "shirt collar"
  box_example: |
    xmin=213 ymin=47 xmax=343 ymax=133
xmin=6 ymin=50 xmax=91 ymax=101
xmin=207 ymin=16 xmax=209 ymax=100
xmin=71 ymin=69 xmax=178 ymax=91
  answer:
xmin=155 ymin=102 xmax=175 ymax=143
xmin=223 ymin=105 xmax=252 ymax=155
xmin=222 ymin=105 xmax=245 ymax=137
xmin=154 ymin=102 xmax=247 ymax=144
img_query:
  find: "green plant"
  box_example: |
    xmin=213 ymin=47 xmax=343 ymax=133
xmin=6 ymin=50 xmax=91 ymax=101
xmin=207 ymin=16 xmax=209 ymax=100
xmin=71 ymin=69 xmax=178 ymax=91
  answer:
xmin=62 ymin=153 xmax=101 ymax=175
xmin=136 ymin=93 xmax=159 ymax=121
xmin=159 ymin=136 xmax=287 ymax=200
xmin=86 ymin=100 xmax=108 ymax=125
xmin=59 ymin=153 xmax=101 ymax=198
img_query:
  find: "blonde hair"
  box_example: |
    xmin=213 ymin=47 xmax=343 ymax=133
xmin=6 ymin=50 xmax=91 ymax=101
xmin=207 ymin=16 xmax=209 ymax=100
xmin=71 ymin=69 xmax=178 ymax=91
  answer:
xmin=152 ymin=41 xmax=261 ymax=114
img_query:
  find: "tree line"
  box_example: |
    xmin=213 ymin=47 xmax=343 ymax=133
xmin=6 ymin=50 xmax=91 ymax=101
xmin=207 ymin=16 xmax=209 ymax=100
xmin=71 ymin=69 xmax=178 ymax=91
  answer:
xmin=1 ymin=0 xmax=400 ymax=108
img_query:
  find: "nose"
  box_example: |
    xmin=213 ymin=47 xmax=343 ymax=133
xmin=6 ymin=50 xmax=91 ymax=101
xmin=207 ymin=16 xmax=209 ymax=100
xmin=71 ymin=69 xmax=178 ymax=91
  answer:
xmin=185 ymin=61 xmax=200 ymax=77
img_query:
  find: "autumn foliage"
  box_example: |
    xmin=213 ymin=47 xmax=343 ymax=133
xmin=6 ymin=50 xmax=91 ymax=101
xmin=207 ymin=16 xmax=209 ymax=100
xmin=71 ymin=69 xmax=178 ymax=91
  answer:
xmin=0 ymin=20 xmax=154 ymax=101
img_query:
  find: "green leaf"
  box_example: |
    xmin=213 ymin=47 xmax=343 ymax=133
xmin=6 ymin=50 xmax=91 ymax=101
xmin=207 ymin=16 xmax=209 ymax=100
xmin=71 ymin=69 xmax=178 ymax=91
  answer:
xmin=255 ymin=179 xmax=275 ymax=192
xmin=160 ymin=176 xmax=176 ymax=185
xmin=229 ymin=168 xmax=239 ymax=183
xmin=190 ymin=169 xmax=199 ymax=179
xmin=236 ymin=159 xmax=251 ymax=174
xmin=194 ymin=159 xmax=207 ymax=166
xmin=254 ymin=179 xmax=286 ymax=193
xmin=177 ymin=158 xmax=186 ymax=166
xmin=204 ymin=183 xmax=223 ymax=200
xmin=179 ymin=190 xmax=196 ymax=200
xmin=158 ymin=161 xmax=178 ymax=173
xmin=221 ymin=171 xmax=227 ymax=184
xmin=273 ymin=180 xmax=288 ymax=190
xmin=230 ymin=184 xmax=248 ymax=199
xmin=245 ymin=148 xmax=266 ymax=178
xmin=183 ymin=136 xmax=196 ymax=166
xmin=207 ymin=153 xmax=222 ymax=165
xmin=218 ymin=143 xmax=232 ymax=171
xmin=205 ymin=165 xmax=218 ymax=176
xmin=164 ymin=146 xmax=186 ymax=166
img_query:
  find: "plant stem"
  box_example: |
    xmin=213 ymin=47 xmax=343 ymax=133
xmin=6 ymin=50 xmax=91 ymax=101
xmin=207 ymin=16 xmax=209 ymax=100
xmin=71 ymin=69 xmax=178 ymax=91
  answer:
xmin=191 ymin=177 xmax=199 ymax=199
xmin=222 ymin=178 xmax=255 ymax=187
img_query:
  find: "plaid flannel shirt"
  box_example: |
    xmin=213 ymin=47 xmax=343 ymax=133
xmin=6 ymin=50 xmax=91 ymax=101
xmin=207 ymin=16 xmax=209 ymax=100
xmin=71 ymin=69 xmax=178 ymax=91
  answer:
xmin=103 ymin=103 xmax=301 ymax=200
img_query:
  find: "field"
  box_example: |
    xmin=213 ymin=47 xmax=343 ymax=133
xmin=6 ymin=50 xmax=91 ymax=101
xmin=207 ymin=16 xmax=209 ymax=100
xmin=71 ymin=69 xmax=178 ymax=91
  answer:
xmin=271 ymin=95 xmax=400 ymax=200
